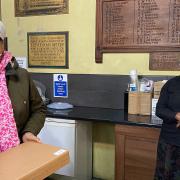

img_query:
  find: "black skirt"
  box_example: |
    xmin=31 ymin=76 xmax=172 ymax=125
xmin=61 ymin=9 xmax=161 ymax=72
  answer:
xmin=154 ymin=138 xmax=180 ymax=180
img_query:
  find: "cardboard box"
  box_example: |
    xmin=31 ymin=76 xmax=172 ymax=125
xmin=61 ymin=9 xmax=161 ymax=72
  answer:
xmin=128 ymin=92 xmax=152 ymax=115
xmin=0 ymin=142 xmax=69 ymax=180
xmin=153 ymin=81 xmax=167 ymax=99
xmin=139 ymin=92 xmax=152 ymax=115
xmin=154 ymin=81 xmax=166 ymax=92
xmin=128 ymin=92 xmax=140 ymax=114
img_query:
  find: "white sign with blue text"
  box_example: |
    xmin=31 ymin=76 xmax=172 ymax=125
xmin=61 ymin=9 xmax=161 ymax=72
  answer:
xmin=53 ymin=74 xmax=68 ymax=97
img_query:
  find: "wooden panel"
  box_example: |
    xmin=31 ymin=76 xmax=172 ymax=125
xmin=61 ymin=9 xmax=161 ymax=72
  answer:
xmin=115 ymin=133 xmax=125 ymax=180
xmin=96 ymin=0 xmax=180 ymax=63
xmin=115 ymin=124 xmax=160 ymax=139
xmin=115 ymin=124 xmax=160 ymax=180
xmin=125 ymin=137 xmax=158 ymax=180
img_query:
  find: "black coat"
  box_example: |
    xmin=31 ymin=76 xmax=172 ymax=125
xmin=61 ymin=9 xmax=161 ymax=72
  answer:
xmin=156 ymin=76 xmax=180 ymax=146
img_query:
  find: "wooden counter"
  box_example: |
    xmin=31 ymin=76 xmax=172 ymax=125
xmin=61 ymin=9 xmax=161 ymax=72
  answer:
xmin=115 ymin=124 xmax=160 ymax=180
xmin=47 ymin=107 xmax=162 ymax=180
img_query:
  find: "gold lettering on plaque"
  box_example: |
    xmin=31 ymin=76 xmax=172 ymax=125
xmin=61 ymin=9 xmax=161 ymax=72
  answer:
xmin=28 ymin=34 xmax=67 ymax=67
xmin=15 ymin=0 xmax=68 ymax=16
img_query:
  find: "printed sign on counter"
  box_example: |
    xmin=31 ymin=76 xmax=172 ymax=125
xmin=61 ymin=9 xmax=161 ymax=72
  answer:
xmin=53 ymin=74 xmax=68 ymax=97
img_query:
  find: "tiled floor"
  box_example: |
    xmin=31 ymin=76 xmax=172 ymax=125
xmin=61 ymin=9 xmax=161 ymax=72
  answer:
xmin=45 ymin=174 xmax=103 ymax=180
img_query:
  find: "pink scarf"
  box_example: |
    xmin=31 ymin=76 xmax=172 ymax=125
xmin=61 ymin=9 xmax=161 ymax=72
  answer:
xmin=0 ymin=51 xmax=20 ymax=152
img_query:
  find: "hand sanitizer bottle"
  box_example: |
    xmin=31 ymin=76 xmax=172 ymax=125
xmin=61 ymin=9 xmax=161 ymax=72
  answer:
xmin=129 ymin=69 xmax=139 ymax=92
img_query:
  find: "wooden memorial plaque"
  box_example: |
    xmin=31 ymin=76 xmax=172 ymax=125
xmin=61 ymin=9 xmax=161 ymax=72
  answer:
xmin=28 ymin=32 xmax=68 ymax=68
xmin=15 ymin=0 xmax=69 ymax=16
xmin=149 ymin=52 xmax=180 ymax=71
xmin=96 ymin=0 xmax=180 ymax=63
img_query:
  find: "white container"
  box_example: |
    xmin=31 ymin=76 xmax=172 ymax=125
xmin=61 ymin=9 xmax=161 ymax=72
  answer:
xmin=140 ymin=82 xmax=146 ymax=92
xmin=151 ymin=98 xmax=158 ymax=115
xmin=38 ymin=118 xmax=92 ymax=179
xmin=129 ymin=69 xmax=139 ymax=91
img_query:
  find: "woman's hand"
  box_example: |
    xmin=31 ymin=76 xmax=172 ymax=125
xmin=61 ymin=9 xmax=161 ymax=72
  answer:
xmin=175 ymin=112 xmax=180 ymax=128
xmin=22 ymin=132 xmax=41 ymax=143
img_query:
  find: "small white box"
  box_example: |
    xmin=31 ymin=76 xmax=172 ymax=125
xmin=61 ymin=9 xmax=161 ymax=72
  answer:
xmin=152 ymin=98 xmax=158 ymax=115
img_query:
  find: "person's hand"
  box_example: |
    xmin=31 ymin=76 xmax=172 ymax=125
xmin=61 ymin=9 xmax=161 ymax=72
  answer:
xmin=22 ymin=132 xmax=41 ymax=143
xmin=175 ymin=112 xmax=180 ymax=128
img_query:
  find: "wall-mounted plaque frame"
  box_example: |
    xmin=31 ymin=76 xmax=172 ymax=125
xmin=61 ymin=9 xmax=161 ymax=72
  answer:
xmin=15 ymin=0 xmax=68 ymax=16
xmin=0 ymin=0 xmax=1 ymax=20
xmin=149 ymin=52 xmax=180 ymax=71
xmin=28 ymin=32 xmax=69 ymax=68
xmin=96 ymin=0 xmax=180 ymax=63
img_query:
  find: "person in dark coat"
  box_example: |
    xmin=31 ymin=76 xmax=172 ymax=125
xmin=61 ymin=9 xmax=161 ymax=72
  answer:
xmin=154 ymin=77 xmax=180 ymax=180
xmin=0 ymin=21 xmax=46 ymax=152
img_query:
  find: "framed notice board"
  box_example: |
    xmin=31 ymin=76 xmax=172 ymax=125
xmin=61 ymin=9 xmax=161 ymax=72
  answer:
xmin=15 ymin=0 xmax=69 ymax=16
xmin=28 ymin=32 xmax=69 ymax=68
xmin=96 ymin=0 xmax=180 ymax=63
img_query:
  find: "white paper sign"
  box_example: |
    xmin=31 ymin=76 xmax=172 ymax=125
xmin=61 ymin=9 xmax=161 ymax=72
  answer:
xmin=15 ymin=57 xmax=27 ymax=69
xmin=53 ymin=149 xmax=67 ymax=156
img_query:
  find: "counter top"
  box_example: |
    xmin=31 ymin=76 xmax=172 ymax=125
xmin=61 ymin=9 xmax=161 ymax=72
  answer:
xmin=46 ymin=106 xmax=162 ymax=128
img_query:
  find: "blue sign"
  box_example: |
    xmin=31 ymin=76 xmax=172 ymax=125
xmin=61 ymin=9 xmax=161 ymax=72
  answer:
xmin=53 ymin=74 xmax=68 ymax=97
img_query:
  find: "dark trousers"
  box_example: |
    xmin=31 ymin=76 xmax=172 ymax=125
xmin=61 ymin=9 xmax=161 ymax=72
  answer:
xmin=154 ymin=138 xmax=180 ymax=180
